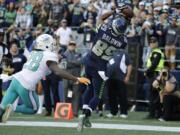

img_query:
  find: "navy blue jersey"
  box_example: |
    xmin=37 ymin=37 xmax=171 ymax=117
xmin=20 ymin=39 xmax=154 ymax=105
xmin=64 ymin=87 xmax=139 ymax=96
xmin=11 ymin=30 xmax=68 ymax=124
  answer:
xmin=90 ymin=24 xmax=127 ymax=62
xmin=12 ymin=54 xmax=27 ymax=73
xmin=107 ymin=50 xmax=131 ymax=80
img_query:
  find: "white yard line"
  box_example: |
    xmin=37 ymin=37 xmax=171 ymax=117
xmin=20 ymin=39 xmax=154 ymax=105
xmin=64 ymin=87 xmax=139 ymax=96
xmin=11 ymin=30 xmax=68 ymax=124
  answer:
xmin=0 ymin=121 xmax=180 ymax=132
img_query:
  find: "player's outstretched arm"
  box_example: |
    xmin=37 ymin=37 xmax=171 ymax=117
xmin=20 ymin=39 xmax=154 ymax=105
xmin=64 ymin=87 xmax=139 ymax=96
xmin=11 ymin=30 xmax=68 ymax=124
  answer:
xmin=97 ymin=10 xmax=115 ymax=26
xmin=47 ymin=61 xmax=90 ymax=85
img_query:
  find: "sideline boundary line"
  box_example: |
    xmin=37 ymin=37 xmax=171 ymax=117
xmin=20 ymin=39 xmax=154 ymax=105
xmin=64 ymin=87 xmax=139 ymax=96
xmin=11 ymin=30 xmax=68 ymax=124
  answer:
xmin=1 ymin=121 xmax=180 ymax=132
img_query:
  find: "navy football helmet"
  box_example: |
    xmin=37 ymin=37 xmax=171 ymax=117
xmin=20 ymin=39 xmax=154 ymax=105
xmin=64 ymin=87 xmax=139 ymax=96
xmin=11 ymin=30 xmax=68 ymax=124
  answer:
xmin=111 ymin=17 xmax=127 ymax=36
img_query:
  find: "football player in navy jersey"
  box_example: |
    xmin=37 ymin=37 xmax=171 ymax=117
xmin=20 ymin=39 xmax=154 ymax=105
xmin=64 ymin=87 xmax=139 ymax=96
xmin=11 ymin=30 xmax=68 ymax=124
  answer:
xmin=77 ymin=4 xmax=134 ymax=132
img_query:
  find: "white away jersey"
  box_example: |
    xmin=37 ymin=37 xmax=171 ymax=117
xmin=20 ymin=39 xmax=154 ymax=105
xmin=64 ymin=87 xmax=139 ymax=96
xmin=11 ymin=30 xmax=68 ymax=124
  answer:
xmin=14 ymin=51 xmax=58 ymax=90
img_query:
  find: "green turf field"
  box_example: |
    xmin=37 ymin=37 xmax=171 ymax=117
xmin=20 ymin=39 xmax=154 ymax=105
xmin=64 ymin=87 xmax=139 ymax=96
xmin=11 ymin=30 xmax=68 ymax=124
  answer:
xmin=0 ymin=111 xmax=180 ymax=135
xmin=1 ymin=127 xmax=180 ymax=135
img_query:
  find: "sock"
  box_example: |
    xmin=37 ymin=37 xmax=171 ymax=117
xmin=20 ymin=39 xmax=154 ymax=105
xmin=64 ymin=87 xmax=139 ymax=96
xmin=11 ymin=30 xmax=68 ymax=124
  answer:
xmin=12 ymin=98 xmax=19 ymax=111
xmin=82 ymin=105 xmax=92 ymax=117
xmin=83 ymin=109 xmax=91 ymax=117
xmin=38 ymin=95 xmax=44 ymax=111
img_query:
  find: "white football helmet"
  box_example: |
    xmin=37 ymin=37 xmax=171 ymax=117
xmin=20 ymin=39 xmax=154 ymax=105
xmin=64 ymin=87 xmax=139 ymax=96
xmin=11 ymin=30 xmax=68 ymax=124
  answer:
xmin=34 ymin=34 xmax=58 ymax=53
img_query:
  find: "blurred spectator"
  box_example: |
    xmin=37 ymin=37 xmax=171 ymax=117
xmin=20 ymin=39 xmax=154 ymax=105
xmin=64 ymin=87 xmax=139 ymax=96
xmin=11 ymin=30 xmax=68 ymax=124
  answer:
xmin=25 ymin=0 xmax=33 ymax=14
xmin=62 ymin=41 xmax=82 ymax=116
xmin=9 ymin=41 xmax=26 ymax=74
xmin=34 ymin=24 xmax=44 ymax=37
xmin=132 ymin=0 xmax=140 ymax=16
xmin=65 ymin=0 xmax=74 ymax=25
xmin=15 ymin=7 xmax=32 ymax=29
xmin=145 ymin=2 xmax=153 ymax=14
xmin=4 ymin=2 xmax=16 ymax=27
xmin=55 ymin=19 xmax=73 ymax=53
xmin=70 ymin=0 xmax=84 ymax=26
xmin=152 ymin=66 xmax=180 ymax=121
xmin=78 ymin=16 xmax=96 ymax=45
xmin=140 ymin=12 xmax=154 ymax=67
xmin=0 ymin=29 xmax=11 ymax=102
xmin=106 ymin=50 xmax=132 ymax=118
xmin=126 ymin=17 xmax=141 ymax=38
xmin=32 ymin=0 xmax=43 ymax=27
xmin=4 ymin=0 xmax=16 ymax=6
xmin=13 ymin=29 xmax=27 ymax=53
xmin=155 ymin=12 xmax=168 ymax=48
xmin=49 ymin=0 xmax=68 ymax=27
xmin=145 ymin=36 xmax=165 ymax=119
xmin=44 ymin=19 xmax=54 ymax=35
xmin=37 ymin=3 xmax=48 ymax=26
xmin=153 ymin=6 xmax=161 ymax=24
xmin=0 ymin=0 xmax=6 ymax=27
xmin=165 ymin=16 xmax=179 ymax=69
xmin=83 ymin=4 xmax=97 ymax=23
xmin=41 ymin=73 xmax=61 ymax=116
xmin=43 ymin=0 xmax=52 ymax=18
xmin=126 ymin=17 xmax=142 ymax=66
xmin=80 ymin=0 xmax=90 ymax=7
xmin=138 ymin=1 xmax=145 ymax=13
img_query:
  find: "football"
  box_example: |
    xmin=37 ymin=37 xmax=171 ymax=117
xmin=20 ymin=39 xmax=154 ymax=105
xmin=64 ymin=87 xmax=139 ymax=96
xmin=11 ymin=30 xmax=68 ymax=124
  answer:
xmin=121 ymin=5 xmax=134 ymax=21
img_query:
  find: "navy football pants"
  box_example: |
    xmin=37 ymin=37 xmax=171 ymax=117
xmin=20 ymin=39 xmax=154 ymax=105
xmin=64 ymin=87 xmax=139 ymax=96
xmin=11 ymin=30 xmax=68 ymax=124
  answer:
xmin=83 ymin=64 xmax=106 ymax=110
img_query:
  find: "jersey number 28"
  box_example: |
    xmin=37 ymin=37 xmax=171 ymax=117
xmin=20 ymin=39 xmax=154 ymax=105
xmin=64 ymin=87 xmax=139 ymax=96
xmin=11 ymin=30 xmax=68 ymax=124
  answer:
xmin=24 ymin=51 xmax=43 ymax=71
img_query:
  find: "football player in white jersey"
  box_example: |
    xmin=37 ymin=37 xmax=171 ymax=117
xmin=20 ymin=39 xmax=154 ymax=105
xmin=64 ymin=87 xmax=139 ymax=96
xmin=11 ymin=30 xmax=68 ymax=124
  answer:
xmin=0 ymin=34 xmax=90 ymax=123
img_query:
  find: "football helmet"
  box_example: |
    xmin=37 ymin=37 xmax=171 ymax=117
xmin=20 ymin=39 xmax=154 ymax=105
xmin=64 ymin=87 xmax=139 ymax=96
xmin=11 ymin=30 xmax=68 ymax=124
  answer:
xmin=34 ymin=34 xmax=58 ymax=52
xmin=111 ymin=17 xmax=127 ymax=36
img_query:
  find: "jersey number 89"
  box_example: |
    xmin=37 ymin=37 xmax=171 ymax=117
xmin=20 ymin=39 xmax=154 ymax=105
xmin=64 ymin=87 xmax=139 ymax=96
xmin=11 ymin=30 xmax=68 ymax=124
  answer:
xmin=92 ymin=40 xmax=117 ymax=61
xmin=24 ymin=51 xmax=43 ymax=71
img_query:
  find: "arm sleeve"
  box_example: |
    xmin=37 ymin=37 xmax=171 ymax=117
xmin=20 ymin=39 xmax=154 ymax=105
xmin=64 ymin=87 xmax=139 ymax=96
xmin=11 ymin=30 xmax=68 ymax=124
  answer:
xmin=125 ymin=52 xmax=132 ymax=66
xmin=147 ymin=52 xmax=161 ymax=72
xmin=44 ymin=52 xmax=59 ymax=63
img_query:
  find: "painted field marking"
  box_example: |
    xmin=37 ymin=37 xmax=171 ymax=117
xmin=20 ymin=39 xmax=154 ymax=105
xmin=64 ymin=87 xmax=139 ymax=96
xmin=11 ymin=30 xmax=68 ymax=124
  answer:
xmin=0 ymin=121 xmax=180 ymax=132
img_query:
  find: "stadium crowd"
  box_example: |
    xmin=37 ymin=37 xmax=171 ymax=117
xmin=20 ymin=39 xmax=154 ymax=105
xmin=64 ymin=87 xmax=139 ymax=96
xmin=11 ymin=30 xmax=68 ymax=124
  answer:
xmin=0 ymin=0 xmax=180 ymax=122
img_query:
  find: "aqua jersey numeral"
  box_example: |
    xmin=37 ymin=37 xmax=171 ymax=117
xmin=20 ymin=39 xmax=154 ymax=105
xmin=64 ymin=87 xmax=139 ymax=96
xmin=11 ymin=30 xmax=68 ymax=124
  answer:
xmin=24 ymin=51 xmax=43 ymax=71
xmin=92 ymin=40 xmax=117 ymax=61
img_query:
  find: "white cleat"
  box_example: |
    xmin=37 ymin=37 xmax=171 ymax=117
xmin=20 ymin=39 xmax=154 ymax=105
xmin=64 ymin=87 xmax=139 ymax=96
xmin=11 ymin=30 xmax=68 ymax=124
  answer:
xmin=36 ymin=108 xmax=43 ymax=114
xmin=105 ymin=113 xmax=119 ymax=118
xmin=158 ymin=118 xmax=166 ymax=122
xmin=120 ymin=114 xmax=128 ymax=119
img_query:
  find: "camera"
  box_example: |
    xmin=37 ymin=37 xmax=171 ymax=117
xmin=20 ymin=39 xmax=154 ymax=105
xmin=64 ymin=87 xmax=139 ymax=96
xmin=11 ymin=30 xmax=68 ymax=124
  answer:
xmin=162 ymin=71 xmax=168 ymax=77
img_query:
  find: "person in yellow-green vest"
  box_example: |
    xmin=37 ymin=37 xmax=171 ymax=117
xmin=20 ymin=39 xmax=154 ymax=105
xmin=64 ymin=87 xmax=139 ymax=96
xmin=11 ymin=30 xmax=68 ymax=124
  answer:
xmin=144 ymin=36 xmax=165 ymax=119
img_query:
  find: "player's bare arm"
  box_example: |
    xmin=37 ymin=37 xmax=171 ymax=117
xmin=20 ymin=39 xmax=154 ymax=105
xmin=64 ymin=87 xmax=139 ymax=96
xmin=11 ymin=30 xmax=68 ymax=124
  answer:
xmin=97 ymin=11 xmax=115 ymax=26
xmin=47 ymin=60 xmax=90 ymax=85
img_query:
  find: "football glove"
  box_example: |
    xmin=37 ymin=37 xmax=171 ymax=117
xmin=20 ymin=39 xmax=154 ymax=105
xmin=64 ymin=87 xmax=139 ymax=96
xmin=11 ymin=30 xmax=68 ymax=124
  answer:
xmin=77 ymin=77 xmax=91 ymax=85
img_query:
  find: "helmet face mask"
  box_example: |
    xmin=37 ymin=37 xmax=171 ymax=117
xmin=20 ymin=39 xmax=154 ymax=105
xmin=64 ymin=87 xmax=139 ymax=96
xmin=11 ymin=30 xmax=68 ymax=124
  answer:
xmin=111 ymin=17 xmax=127 ymax=36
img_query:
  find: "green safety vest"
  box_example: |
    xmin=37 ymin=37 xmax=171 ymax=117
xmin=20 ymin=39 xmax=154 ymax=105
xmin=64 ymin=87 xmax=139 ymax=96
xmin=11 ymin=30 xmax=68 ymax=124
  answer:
xmin=146 ymin=48 xmax=165 ymax=72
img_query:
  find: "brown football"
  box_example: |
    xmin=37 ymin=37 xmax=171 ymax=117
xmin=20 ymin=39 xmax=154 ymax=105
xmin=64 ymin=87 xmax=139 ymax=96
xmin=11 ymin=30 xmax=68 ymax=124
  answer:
xmin=122 ymin=6 xmax=134 ymax=20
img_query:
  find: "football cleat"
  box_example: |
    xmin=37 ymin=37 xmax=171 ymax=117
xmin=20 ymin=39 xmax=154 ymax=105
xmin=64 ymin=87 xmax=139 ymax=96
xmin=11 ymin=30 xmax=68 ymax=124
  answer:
xmin=77 ymin=114 xmax=85 ymax=132
xmin=2 ymin=104 xmax=13 ymax=123
xmin=120 ymin=114 xmax=128 ymax=119
xmin=105 ymin=113 xmax=119 ymax=118
xmin=84 ymin=117 xmax=92 ymax=128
